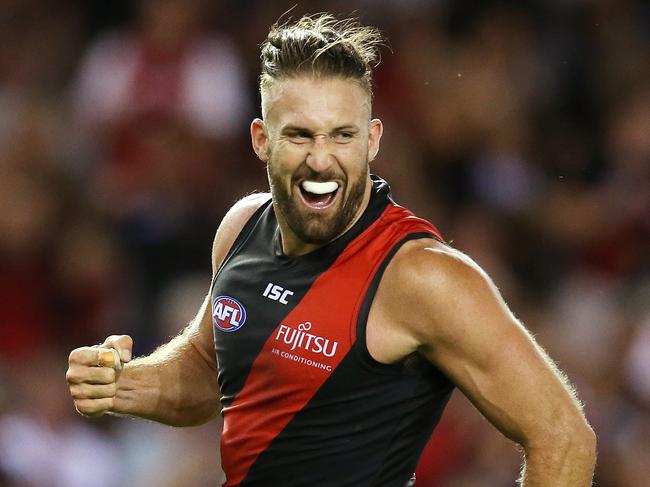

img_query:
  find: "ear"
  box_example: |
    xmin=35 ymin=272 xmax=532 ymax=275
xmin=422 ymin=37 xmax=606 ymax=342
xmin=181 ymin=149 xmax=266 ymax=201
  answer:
xmin=367 ymin=118 xmax=384 ymax=162
xmin=251 ymin=118 xmax=270 ymax=162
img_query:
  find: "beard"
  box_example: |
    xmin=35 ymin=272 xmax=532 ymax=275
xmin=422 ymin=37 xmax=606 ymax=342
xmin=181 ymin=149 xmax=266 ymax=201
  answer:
xmin=267 ymin=154 xmax=368 ymax=245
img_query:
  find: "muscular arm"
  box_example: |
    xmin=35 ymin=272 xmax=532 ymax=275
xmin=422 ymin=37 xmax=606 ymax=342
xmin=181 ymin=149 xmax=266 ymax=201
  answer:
xmin=110 ymin=295 xmax=218 ymax=426
xmin=69 ymin=193 xmax=270 ymax=427
xmin=373 ymin=240 xmax=596 ymax=486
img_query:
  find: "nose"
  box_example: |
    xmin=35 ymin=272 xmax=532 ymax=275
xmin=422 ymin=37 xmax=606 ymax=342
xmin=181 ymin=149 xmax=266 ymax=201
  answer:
xmin=305 ymin=135 xmax=335 ymax=173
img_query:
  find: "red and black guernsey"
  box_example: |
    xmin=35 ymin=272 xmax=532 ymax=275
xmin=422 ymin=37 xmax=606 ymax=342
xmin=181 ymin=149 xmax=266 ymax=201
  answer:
xmin=211 ymin=176 xmax=454 ymax=487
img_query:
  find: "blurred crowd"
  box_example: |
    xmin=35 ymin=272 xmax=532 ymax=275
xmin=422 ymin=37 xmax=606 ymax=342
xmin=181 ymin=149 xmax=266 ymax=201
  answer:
xmin=0 ymin=0 xmax=648 ymax=486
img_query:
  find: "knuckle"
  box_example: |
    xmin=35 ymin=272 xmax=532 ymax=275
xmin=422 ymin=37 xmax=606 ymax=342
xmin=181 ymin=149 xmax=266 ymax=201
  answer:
xmin=68 ymin=348 xmax=84 ymax=364
xmin=66 ymin=368 xmax=80 ymax=384
xmin=74 ymin=400 xmax=91 ymax=415
xmin=69 ymin=347 xmax=94 ymax=365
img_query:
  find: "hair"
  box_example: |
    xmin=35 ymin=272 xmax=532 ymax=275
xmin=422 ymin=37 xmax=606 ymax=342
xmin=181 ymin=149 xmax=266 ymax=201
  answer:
xmin=259 ymin=13 xmax=384 ymax=105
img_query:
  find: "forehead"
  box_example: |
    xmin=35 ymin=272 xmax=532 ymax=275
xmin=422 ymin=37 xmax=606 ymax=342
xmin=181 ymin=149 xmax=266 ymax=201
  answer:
xmin=263 ymin=76 xmax=370 ymax=129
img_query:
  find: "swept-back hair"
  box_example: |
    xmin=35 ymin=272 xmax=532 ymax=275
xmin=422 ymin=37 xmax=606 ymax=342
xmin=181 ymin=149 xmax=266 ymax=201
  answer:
xmin=259 ymin=13 xmax=384 ymax=99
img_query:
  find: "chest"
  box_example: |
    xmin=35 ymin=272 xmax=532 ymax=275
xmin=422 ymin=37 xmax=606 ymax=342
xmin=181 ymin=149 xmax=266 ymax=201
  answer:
xmin=211 ymin=249 xmax=372 ymax=407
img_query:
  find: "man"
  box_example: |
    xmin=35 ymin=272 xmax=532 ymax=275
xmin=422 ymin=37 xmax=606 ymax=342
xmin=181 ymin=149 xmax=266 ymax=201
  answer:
xmin=67 ymin=14 xmax=596 ymax=486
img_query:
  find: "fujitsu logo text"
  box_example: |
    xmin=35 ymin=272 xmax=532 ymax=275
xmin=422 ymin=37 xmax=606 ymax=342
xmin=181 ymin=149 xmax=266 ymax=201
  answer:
xmin=275 ymin=322 xmax=338 ymax=357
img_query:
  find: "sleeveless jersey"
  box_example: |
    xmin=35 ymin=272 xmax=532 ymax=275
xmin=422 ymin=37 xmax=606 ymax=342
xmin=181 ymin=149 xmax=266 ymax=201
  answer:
xmin=211 ymin=176 xmax=454 ymax=487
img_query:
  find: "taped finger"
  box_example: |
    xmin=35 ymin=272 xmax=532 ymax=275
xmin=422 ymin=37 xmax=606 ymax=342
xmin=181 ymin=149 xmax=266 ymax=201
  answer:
xmin=97 ymin=348 xmax=122 ymax=370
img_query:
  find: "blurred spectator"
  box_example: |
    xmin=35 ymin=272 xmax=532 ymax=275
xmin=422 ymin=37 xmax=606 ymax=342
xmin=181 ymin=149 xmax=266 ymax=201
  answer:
xmin=72 ymin=0 xmax=251 ymax=246
xmin=74 ymin=0 xmax=248 ymax=139
xmin=0 ymin=354 xmax=121 ymax=487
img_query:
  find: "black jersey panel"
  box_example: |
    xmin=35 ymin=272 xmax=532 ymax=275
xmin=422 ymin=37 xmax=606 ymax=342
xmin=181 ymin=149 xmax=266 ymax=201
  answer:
xmin=368 ymin=365 xmax=453 ymax=487
xmin=240 ymin=344 xmax=453 ymax=487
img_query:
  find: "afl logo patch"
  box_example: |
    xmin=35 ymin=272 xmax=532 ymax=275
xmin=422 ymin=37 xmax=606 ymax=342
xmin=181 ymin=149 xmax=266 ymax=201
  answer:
xmin=212 ymin=296 xmax=247 ymax=332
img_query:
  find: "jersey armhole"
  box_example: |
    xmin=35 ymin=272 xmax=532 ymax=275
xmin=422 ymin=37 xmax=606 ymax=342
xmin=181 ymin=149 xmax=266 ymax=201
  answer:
xmin=354 ymin=232 xmax=444 ymax=375
xmin=209 ymin=199 xmax=272 ymax=292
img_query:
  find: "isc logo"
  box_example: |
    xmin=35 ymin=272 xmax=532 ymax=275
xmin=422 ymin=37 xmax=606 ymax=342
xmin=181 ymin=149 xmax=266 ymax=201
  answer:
xmin=262 ymin=283 xmax=294 ymax=305
xmin=212 ymin=296 xmax=247 ymax=332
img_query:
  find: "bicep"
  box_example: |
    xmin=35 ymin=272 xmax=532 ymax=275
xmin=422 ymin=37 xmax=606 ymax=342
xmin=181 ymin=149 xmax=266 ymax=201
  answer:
xmin=413 ymin=250 xmax=583 ymax=447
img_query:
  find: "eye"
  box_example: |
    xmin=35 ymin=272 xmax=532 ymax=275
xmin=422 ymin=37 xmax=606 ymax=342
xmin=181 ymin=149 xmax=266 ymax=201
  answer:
xmin=288 ymin=130 xmax=312 ymax=143
xmin=333 ymin=131 xmax=355 ymax=143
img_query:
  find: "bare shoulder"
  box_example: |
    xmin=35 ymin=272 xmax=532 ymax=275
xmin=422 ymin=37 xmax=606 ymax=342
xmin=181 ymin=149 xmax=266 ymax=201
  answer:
xmin=381 ymin=238 xmax=505 ymax=347
xmin=212 ymin=192 xmax=271 ymax=272
xmin=388 ymin=238 xmax=489 ymax=298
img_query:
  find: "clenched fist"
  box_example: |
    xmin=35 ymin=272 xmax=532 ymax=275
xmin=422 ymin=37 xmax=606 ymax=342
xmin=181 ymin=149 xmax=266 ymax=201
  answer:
xmin=66 ymin=335 xmax=133 ymax=416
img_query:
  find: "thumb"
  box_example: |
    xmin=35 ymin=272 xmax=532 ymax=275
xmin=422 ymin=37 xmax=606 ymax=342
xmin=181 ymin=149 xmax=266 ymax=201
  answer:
xmin=101 ymin=335 xmax=133 ymax=363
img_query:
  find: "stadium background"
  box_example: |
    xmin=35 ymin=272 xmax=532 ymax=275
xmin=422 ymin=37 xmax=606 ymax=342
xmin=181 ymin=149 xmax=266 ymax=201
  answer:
xmin=0 ymin=0 xmax=648 ymax=485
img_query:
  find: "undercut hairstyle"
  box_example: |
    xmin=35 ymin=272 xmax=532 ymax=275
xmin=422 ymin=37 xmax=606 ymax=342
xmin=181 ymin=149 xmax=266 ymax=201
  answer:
xmin=259 ymin=13 xmax=384 ymax=109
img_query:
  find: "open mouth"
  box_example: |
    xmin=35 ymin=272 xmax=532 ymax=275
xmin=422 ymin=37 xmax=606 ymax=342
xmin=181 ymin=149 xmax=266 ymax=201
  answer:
xmin=297 ymin=180 xmax=340 ymax=210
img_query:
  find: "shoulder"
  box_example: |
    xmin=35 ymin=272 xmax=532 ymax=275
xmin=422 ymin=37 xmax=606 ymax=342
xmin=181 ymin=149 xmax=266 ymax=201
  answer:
xmin=389 ymin=238 xmax=489 ymax=294
xmin=381 ymin=238 xmax=503 ymax=347
xmin=211 ymin=193 xmax=271 ymax=272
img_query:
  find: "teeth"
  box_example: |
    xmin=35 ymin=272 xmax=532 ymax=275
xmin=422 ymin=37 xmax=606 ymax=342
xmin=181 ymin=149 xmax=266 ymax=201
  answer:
xmin=301 ymin=180 xmax=339 ymax=195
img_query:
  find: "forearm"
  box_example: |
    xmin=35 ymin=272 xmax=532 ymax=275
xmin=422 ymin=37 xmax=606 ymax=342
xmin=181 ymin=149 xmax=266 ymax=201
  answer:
xmin=111 ymin=332 xmax=220 ymax=426
xmin=519 ymin=429 xmax=597 ymax=487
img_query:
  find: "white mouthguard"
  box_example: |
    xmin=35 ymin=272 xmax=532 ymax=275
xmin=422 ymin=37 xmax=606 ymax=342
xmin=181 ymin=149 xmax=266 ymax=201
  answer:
xmin=301 ymin=180 xmax=339 ymax=195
